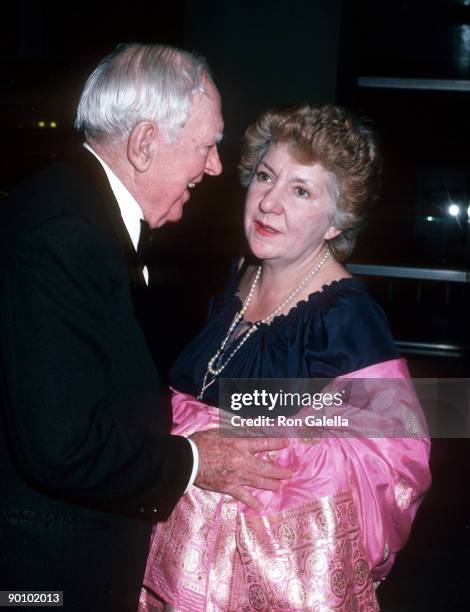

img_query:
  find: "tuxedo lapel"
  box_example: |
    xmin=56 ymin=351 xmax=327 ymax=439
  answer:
xmin=65 ymin=147 xmax=149 ymax=304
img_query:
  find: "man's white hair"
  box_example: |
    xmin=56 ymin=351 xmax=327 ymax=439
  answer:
xmin=75 ymin=43 xmax=212 ymax=144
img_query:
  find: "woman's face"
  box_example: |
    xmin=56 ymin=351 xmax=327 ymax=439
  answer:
xmin=244 ymin=143 xmax=340 ymax=267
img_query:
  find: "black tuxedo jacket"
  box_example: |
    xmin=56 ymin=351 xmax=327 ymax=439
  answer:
xmin=0 ymin=148 xmax=193 ymax=611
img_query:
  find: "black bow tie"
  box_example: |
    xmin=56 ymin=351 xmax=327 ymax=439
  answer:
xmin=137 ymin=219 xmax=155 ymax=268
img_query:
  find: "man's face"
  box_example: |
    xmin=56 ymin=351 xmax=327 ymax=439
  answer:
xmin=136 ymin=79 xmax=224 ymax=228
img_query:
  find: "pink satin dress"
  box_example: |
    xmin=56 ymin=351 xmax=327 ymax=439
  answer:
xmin=140 ymin=359 xmax=430 ymax=611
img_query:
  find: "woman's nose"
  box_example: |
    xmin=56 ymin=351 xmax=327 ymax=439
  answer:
xmin=259 ymin=187 xmax=283 ymax=215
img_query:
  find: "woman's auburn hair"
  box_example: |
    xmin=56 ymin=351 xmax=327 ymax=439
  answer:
xmin=238 ymin=104 xmax=382 ymax=261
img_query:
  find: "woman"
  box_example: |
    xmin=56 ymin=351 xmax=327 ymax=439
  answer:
xmin=140 ymin=105 xmax=431 ymax=611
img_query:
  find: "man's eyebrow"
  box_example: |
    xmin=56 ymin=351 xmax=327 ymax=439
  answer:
xmin=203 ymin=132 xmax=223 ymax=147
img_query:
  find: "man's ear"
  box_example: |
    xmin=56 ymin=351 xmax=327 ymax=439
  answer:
xmin=324 ymin=225 xmax=342 ymax=240
xmin=127 ymin=121 xmax=158 ymax=172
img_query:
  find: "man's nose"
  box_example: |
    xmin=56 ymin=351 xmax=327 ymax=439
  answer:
xmin=205 ymin=145 xmax=223 ymax=176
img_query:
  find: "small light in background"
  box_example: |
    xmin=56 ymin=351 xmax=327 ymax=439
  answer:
xmin=426 ymin=216 xmax=434 ymax=222
xmin=448 ymin=204 xmax=460 ymax=217
xmin=50 ymin=121 xmax=57 ymax=128
xmin=37 ymin=120 xmax=46 ymax=128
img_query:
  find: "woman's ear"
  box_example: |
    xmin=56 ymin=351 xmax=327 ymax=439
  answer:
xmin=324 ymin=226 xmax=342 ymax=240
xmin=127 ymin=121 xmax=157 ymax=172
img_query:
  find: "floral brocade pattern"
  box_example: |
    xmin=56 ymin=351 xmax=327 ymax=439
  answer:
xmin=232 ymin=492 xmax=378 ymax=611
xmin=144 ymin=490 xmax=379 ymax=611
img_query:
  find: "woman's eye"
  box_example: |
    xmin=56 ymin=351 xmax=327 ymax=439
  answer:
xmin=256 ymin=171 xmax=271 ymax=182
xmin=296 ymin=187 xmax=310 ymax=199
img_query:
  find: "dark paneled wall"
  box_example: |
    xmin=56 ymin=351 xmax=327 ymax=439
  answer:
xmin=184 ymin=0 xmax=341 ymax=152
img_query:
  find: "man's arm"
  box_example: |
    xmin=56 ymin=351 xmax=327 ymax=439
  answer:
xmin=0 ymin=216 xmax=192 ymax=520
xmin=190 ymin=430 xmax=291 ymax=510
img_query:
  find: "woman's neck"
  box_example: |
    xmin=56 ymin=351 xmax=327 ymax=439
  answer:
xmin=257 ymin=245 xmax=327 ymax=297
xmin=241 ymin=245 xmax=345 ymax=323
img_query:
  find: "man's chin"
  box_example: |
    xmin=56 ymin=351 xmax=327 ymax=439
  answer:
xmin=152 ymin=198 xmax=186 ymax=228
xmin=164 ymin=203 xmax=185 ymax=225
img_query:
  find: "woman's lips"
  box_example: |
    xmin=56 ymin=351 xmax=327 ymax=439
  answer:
xmin=254 ymin=220 xmax=280 ymax=236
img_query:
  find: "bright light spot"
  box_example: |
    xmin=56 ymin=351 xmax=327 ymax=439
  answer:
xmin=467 ymin=205 xmax=470 ymax=217
xmin=426 ymin=216 xmax=434 ymax=222
xmin=50 ymin=121 xmax=57 ymax=128
xmin=449 ymin=204 xmax=460 ymax=217
xmin=38 ymin=121 xmax=46 ymax=128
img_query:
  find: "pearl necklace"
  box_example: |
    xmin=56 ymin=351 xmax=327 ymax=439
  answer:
xmin=197 ymin=248 xmax=331 ymax=400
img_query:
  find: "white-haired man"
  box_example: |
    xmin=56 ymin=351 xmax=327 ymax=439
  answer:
xmin=0 ymin=44 xmax=289 ymax=612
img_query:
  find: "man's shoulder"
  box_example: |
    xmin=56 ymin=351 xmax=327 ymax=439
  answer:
xmin=6 ymin=148 xmax=111 ymax=224
xmin=1 ymin=148 xmax=122 ymax=251
xmin=0 ymin=202 xmax=128 ymax=294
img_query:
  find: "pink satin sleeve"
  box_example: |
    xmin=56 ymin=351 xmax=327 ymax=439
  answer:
xmin=140 ymin=358 xmax=431 ymax=611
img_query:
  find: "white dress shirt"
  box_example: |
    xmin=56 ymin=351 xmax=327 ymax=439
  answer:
xmin=83 ymin=143 xmax=198 ymax=491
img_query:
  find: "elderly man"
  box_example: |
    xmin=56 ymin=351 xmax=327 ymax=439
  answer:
xmin=0 ymin=44 xmax=288 ymax=612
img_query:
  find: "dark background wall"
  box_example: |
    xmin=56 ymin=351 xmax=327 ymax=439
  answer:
xmin=184 ymin=0 xmax=341 ymax=149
